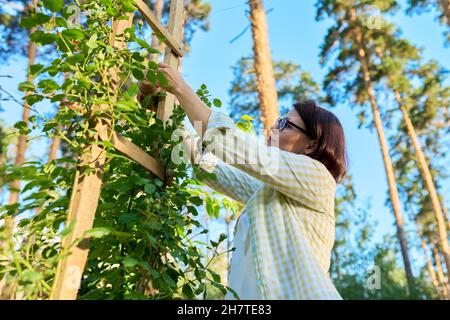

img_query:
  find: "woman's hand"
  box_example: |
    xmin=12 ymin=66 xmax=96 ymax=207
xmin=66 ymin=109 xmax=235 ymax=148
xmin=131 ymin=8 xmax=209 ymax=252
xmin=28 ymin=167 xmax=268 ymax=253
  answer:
xmin=137 ymin=62 xmax=189 ymax=111
xmin=137 ymin=62 xmax=187 ymax=99
xmin=138 ymin=62 xmax=212 ymax=137
xmin=155 ymin=62 xmax=188 ymax=96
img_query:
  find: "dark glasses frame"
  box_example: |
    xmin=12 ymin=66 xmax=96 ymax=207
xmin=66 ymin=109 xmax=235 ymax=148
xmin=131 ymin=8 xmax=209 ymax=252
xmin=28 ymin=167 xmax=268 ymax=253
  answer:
xmin=276 ymin=117 xmax=313 ymax=138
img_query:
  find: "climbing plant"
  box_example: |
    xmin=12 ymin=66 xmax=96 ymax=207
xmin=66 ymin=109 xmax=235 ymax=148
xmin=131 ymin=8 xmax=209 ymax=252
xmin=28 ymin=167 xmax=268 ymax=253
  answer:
xmin=0 ymin=0 xmax=237 ymax=300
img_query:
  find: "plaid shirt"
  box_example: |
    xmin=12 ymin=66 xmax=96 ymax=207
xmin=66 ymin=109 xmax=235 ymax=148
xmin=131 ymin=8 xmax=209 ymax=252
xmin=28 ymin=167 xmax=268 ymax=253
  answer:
xmin=197 ymin=110 xmax=342 ymax=300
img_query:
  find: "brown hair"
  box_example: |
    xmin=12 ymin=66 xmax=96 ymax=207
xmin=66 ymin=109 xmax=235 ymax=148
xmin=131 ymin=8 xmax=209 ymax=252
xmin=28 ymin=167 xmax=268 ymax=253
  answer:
xmin=293 ymin=100 xmax=348 ymax=184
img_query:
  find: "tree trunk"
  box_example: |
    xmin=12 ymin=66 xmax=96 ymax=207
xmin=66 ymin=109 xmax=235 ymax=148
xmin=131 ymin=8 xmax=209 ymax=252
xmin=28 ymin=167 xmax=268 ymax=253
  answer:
xmin=440 ymin=0 xmax=450 ymax=26
xmin=6 ymin=2 xmax=38 ymax=217
xmin=416 ymin=225 xmax=445 ymax=299
xmin=248 ymin=0 xmax=279 ymax=137
xmin=421 ymin=239 xmax=443 ymax=299
xmin=0 ymin=0 xmax=39 ymax=300
xmin=48 ymin=135 xmax=61 ymax=163
xmin=394 ymin=90 xmax=450 ymax=284
xmin=350 ymin=9 xmax=416 ymax=297
xmin=432 ymin=242 xmax=449 ymax=299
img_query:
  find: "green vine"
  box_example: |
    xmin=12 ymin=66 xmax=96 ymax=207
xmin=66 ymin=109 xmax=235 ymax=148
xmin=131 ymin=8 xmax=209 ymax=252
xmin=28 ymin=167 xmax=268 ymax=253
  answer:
xmin=0 ymin=0 xmax=238 ymax=300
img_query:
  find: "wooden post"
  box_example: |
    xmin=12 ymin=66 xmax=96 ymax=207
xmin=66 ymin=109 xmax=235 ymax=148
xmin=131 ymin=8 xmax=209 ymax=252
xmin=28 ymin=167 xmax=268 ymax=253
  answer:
xmin=50 ymin=16 xmax=133 ymax=300
xmin=156 ymin=0 xmax=184 ymax=123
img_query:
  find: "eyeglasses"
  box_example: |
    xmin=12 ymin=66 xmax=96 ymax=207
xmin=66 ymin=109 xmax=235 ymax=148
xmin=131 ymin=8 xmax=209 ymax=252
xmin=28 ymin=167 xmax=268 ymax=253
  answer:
xmin=276 ymin=117 xmax=313 ymax=138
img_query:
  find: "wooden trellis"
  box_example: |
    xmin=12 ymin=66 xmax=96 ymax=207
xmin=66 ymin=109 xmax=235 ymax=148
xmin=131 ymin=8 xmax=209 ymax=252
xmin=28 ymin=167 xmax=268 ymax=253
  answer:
xmin=50 ymin=0 xmax=185 ymax=300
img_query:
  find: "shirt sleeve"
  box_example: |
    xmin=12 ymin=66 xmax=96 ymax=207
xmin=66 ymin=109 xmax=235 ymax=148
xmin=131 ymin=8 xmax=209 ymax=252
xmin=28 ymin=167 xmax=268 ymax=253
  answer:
xmin=201 ymin=110 xmax=336 ymax=213
xmin=197 ymin=151 xmax=263 ymax=205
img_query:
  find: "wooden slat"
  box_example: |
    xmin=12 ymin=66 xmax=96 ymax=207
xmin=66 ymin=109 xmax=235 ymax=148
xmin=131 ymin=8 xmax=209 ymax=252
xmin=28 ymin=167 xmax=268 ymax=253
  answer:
xmin=134 ymin=0 xmax=183 ymax=58
xmin=50 ymin=16 xmax=134 ymax=300
xmin=49 ymin=141 xmax=105 ymax=299
xmin=157 ymin=0 xmax=184 ymax=123
xmin=97 ymin=127 xmax=165 ymax=180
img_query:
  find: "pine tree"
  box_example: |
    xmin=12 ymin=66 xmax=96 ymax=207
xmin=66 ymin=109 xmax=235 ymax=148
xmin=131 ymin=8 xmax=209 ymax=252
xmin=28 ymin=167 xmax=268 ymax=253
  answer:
xmin=248 ymin=0 xmax=279 ymax=136
xmin=316 ymin=0 xmax=416 ymax=296
xmin=386 ymin=56 xmax=450 ymax=294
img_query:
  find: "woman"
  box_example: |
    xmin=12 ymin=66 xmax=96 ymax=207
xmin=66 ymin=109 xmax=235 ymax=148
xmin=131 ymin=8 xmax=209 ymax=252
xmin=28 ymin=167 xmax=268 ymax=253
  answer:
xmin=138 ymin=63 xmax=348 ymax=300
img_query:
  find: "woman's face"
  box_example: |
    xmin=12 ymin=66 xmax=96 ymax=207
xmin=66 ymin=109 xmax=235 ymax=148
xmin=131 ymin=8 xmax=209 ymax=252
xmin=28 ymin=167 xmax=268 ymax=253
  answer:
xmin=266 ymin=109 xmax=316 ymax=155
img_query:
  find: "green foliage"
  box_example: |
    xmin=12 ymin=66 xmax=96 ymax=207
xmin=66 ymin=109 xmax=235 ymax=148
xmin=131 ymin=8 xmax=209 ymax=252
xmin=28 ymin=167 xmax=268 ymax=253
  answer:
xmin=330 ymin=176 xmax=437 ymax=299
xmin=0 ymin=0 xmax=232 ymax=300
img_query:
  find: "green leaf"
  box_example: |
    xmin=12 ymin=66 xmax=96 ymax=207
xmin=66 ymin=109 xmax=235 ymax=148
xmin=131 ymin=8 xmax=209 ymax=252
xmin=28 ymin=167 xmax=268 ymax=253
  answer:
xmin=43 ymin=0 xmax=64 ymax=12
xmin=38 ymin=79 xmax=60 ymax=94
xmin=154 ymin=179 xmax=164 ymax=187
xmin=189 ymin=196 xmax=203 ymax=206
xmin=132 ymin=69 xmax=144 ymax=80
xmin=14 ymin=121 xmax=30 ymax=135
xmin=30 ymin=31 xmax=58 ymax=45
xmin=182 ymin=284 xmax=194 ymax=298
xmin=116 ymin=100 xmax=138 ymax=112
xmin=135 ymin=38 xmax=152 ymax=51
xmin=25 ymin=94 xmax=44 ymax=106
xmin=118 ymin=214 xmax=138 ymax=224
xmin=208 ymin=269 xmax=221 ymax=282
xmin=62 ymin=28 xmax=85 ymax=40
xmin=122 ymin=257 xmax=138 ymax=267
xmin=146 ymin=70 xmax=157 ymax=84
xmin=106 ymin=45 xmax=115 ymax=55
xmin=236 ymin=122 xmax=249 ymax=132
xmin=218 ymin=233 xmax=227 ymax=243
xmin=187 ymin=206 xmax=198 ymax=216
xmin=241 ymin=115 xmax=254 ymax=121
xmin=107 ymin=7 xmax=119 ymax=16
xmin=123 ymin=3 xmax=137 ymax=13
xmin=22 ymin=270 xmax=43 ymax=282
xmin=213 ymin=99 xmax=222 ymax=107
xmin=30 ymin=64 xmax=45 ymax=77
xmin=125 ymin=83 xmax=139 ymax=97
xmin=211 ymin=281 xmax=227 ymax=295
xmin=50 ymin=94 xmax=65 ymax=102
xmin=148 ymin=61 xmax=158 ymax=70
xmin=86 ymin=33 xmax=98 ymax=49
xmin=18 ymin=81 xmax=36 ymax=92
xmin=144 ymin=183 xmax=156 ymax=194
xmin=20 ymin=13 xmax=51 ymax=29
xmin=157 ymin=72 xmax=169 ymax=88
xmin=66 ymin=54 xmax=85 ymax=65
xmin=130 ymin=175 xmax=150 ymax=186
xmin=85 ymin=227 xmax=112 ymax=238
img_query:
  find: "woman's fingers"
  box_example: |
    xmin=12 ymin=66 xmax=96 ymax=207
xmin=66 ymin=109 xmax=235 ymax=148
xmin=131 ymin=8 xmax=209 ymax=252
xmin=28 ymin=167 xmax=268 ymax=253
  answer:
xmin=138 ymin=62 xmax=185 ymax=98
xmin=138 ymin=80 xmax=161 ymax=95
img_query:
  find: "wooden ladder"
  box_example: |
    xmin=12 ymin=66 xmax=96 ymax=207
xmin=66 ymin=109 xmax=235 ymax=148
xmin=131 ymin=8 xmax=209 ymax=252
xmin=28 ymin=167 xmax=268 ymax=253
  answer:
xmin=50 ymin=0 xmax=185 ymax=300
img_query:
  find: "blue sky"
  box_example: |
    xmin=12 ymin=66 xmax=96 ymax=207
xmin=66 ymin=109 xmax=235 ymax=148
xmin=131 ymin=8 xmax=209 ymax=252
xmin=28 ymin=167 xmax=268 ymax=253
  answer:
xmin=0 ymin=0 xmax=449 ymax=272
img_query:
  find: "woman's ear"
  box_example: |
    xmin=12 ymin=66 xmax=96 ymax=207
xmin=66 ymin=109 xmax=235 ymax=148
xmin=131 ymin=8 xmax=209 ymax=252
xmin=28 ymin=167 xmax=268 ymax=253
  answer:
xmin=303 ymin=140 xmax=318 ymax=155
